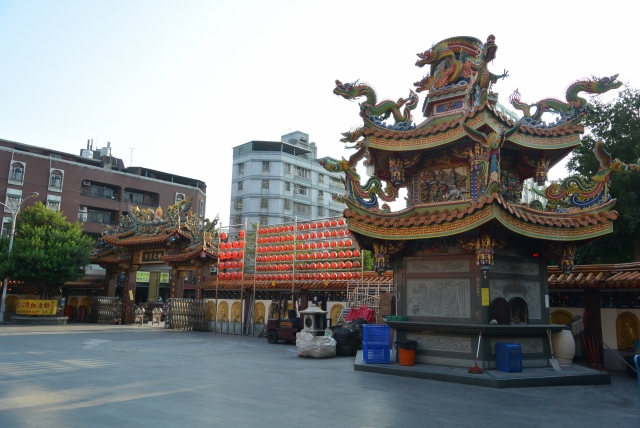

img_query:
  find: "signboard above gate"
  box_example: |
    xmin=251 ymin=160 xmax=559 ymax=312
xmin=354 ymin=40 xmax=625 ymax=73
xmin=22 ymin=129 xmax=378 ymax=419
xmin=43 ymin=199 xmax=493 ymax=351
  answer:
xmin=140 ymin=250 xmax=164 ymax=263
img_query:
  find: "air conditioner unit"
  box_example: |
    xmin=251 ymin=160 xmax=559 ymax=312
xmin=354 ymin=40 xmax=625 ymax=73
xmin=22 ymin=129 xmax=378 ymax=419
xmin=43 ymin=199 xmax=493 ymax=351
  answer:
xmin=82 ymin=180 xmax=91 ymax=186
xmin=79 ymin=206 xmax=87 ymax=212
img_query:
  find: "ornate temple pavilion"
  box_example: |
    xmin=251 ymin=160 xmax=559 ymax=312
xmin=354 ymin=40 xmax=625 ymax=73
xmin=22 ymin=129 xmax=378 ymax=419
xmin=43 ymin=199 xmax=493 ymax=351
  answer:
xmin=323 ymin=34 xmax=630 ymax=370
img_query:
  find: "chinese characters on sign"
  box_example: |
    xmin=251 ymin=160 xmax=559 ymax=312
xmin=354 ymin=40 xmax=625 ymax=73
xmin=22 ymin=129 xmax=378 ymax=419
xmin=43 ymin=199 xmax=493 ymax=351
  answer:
xmin=16 ymin=300 xmax=57 ymax=316
xmin=136 ymin=271 xmax=150 ymax=283
xmin=141 ymin=250 xmax=164 ymax=263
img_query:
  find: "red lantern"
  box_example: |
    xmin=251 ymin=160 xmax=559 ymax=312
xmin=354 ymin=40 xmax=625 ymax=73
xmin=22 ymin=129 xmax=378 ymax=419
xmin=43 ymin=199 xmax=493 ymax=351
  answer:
xmin=345 ymin=239 xmax=353 ymax=247
xmin=338 ymin=261 xmax=345 ymax=269
xmin=304 ymin=223 xmax=310 ymax=230
xmin=297 ymin=244 xmax=304 ymax=251
xmin=278 ymin=226 xmax=283 ymax=233
xmin=218 ymin=262 xmax=225 ymax=270
xmin=337 ymin=272 xmax=344 ymax=280
xmin=330 ymin=262 xmax=337 ymax=269
xmin=311 ymin=222 xmax=317 ymax=229
xmin=331 ymin=251 xmax=337 ymax=259
xmin=323 ymin=242 xmax=330 ymax=249
xmin=330 ymin=241 xmax=337 ymax=248
xmin=337 ymin=240 xmax=344 ymax=247
xmin=310 ymin=263 xmax=316 ymax=270
xmin=298 ymin=224 xmax=303 ymax=231
xmin=239 ymin=230 xmax=245 ymax=238
xmin=346 ymin=250 xmax=353 ymax=258
xmin=338 ymin=219 xmax=345 ymax=226
xmin=324 ymin=221 xmax=331 ymax=228
xmin=239 ymin=241 xmax=245 ymax=248
xmin=237 ymin=272 xmax=243 ymax=279
xmin=338 ymin=229 xmax=345 ymax=236
xmin=330 ymin=273 xmax=337 ymax=280
xmin=238 ymin=261 xmax=243 ymax=269
xmin=353 ymin=249 xmax=360 ymax=257
xmin=304 ymin=233 xmax=310 ymax=240
xmin=310 ymin=232 xmax=316 ymax=239
xmin=323 ymin=231 xmax=331 ymax=238
xmin=324 ymin=273 xmax=330 ymax=280
xmin=346 ymin=261 xmax=353 ymax=269
xmin=220 ymin=232 xmax=228 ymax=240
xmin=231 ymin=271 xmax=238 ymax=279
xmin=309 ymin=243 xmax=316 ymax=250
xmin=231 ymin=261 xmax=238 ymax=269
xmin=345 ymin=272 xmax=352 ymax=279
xmin=230 ymin=241 xmax=237 ymax=249
xmin=331 ymin=230 xmax=338 ymax=238
xmin=323 ymin=252 xmax=330 ymax=259
xmin=338 ymin=251 xmax=345 ymax=258
xmin=353 ymin=261 xmax=361 ymax=268
xmin=317 ymin=222 xmax=323 ymax=229
xmin=238 ymin=251 xmax=243 ymax=258
xmin=331 ymin=220 xmax=338 ymax=227
xmin=289 ymin=225 xmax=295 ymax=232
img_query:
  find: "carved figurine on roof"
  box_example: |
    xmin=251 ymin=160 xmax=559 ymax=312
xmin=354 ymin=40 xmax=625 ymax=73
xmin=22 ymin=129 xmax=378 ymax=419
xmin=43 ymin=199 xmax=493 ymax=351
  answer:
xmin=323 ymin=33 xmax=627 ymax=274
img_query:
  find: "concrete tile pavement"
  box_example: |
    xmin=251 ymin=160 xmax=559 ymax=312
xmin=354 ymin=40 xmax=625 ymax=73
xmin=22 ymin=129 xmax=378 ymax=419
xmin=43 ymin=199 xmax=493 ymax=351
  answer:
xmin=0 ymin=324 xmax=637 ymax=428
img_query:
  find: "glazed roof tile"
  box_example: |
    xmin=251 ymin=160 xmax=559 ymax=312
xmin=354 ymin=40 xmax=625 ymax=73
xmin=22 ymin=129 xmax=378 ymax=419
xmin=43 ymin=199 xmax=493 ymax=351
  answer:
xmin=161 ymin=245 xmax=217 ymax=262
xmin=361 ymin=103 xmax=583 ymax=140
xmin=548 ymin=262 xmax=640 ymax=289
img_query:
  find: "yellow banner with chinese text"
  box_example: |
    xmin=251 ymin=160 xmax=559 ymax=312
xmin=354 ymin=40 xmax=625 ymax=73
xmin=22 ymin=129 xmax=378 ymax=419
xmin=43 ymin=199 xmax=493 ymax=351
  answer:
xmin=16 ymin=299 xmax=58 ymax=315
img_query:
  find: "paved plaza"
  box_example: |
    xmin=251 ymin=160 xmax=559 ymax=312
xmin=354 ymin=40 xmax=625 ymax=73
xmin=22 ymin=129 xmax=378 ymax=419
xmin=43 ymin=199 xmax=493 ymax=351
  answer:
xmin=0 ymin=324 xmax=638 ymax=428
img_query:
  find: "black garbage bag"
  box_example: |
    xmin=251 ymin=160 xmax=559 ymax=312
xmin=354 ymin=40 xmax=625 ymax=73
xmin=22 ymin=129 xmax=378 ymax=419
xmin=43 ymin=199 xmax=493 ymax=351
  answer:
xmin=332 ymin=325 xmax=363 ymax=356
xmin=395 ymin=340 xmax=418 ymax=350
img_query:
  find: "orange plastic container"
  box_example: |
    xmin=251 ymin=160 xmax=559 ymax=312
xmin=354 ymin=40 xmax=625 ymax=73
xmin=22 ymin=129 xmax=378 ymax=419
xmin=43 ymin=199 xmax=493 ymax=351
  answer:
xmin=398 ymin=348 xmax=416 ymax=366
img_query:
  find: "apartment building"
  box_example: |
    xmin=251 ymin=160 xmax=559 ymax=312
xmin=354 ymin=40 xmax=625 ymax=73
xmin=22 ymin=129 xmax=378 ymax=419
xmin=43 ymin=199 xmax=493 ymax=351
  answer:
xmin=230 ymin=131 xmax=345 ymax=228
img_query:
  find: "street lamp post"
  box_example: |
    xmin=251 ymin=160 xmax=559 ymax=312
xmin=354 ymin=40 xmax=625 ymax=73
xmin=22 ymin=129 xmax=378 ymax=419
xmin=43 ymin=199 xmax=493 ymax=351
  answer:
xmin=0 ymin=192 xmax=39 ymax=323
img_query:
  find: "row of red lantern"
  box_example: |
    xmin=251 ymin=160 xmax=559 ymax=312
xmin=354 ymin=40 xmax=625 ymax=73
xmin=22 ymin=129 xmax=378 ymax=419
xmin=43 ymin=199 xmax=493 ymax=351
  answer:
xmin=296 ymin=230 xmax=350 ymax=240
xmin=219 ymin=251 xmax=244 ymax=260
xmin=296 ymin=240 xmax=354 ymax=250
xmin=297 ymin=219 xmax=346 ymax=230
xmin=218 ymin=261 xmax=244 ymax=270
xmin=256 ymin=254 xmax=294 ymax=263
xmin=296 ymin=261 xmax=361 ymax=270
xmin=257 ymin=235 xmax=295 ymax=244
xmin=256 ymin=245 xmax=295 ymax=254
xmin=220 ymin=230 xmax=245 ymax=240
xmin=220 ymin=241 xmax=245 ymax=250
xmin=219 ymin=271 xmax=244 ymax=280
xmin=258 ymin=225 xmax=296 ymax=235
xmin=256 ymin=262 xmax=361 ymax=272
xmin=255 ymin=271 xmax=361 ymax=281
xmin=296 ymin=250 xmax=361 ymax=260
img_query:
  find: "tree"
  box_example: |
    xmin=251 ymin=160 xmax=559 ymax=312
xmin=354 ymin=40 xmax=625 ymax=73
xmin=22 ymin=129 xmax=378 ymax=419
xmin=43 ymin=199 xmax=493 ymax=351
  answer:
xmin=0 ymin=203 xmax=95 ymax=297
xmin=363 ymin=250 xmax=374 ymax=271
xmin=566 ymin=87 xmax=640 ymax=263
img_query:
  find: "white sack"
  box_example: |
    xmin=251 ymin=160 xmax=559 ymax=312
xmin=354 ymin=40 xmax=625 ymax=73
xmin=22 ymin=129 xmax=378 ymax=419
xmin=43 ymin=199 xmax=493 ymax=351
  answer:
xmin=296 ymin=331 xmax=337 ymax=358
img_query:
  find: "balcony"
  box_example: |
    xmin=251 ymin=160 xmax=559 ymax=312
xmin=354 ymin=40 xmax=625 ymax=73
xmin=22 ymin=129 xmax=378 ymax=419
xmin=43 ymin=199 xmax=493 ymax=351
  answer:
xmin=81 ymin=191 xmax=120 ymax=202
xmin=122 ymin=198 xmax=159 ymax=208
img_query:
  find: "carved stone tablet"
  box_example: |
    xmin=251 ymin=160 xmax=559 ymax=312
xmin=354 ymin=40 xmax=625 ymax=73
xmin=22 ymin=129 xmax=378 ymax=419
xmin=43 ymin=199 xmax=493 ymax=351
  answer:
xmin=406 ymin=278 xmax=470 ymax=318
xmin=407 ymin=333 xmax=472 ymax=353
xmin=406 ymin=259 xmax=470 ymax=273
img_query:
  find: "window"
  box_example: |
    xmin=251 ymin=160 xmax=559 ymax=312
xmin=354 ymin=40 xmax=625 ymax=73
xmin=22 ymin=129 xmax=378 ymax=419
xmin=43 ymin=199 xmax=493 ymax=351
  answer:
xmin=237 ymin=181 xmax=243 ymax=191
xmin=4 ymin=189 xmax=22 ymax=214
xmin=78 ymin=206 xmax=87 ymax=222
xmin=123 ymin=191 xmax=144 ymax=204
xmin=319 ymin=174 xmax=325 ymax=183
xmin=284 ymin=216 xmax=293 ymax=224
xmin=199 ymin=200 xmax=205 ymax=217
xmin=231 ymin=215 xmax=242 ymax=225
xmin=91 ymin=185 xmax=115 ymax=200
xmin=8 ymin=162 xmax=25 ymax=185
xmin=294 ymin=184 xmax=308 ymax=196
xmin=294 ymin=202 xmax=310 ymax=215
xmin=284 ymin=163 xmax=292 ymax=174
xmin=48 ymin=168 xmax=64 ymax=192
xmin=234 ymin=198 xmax=243 ymax=210
xmin=238 ymin=147 xmax=244 ymax=155
xmin=1 ymin=217 xmax=11 ymax=236
xmin=261 ymin=179 xmax=269 ymax=189
xmin=330 ymin=210 xmax=341 ymax=217
xmin=262 ymin=161 xmax=270 ymax=172
xmin=317 ymin=207 xmax=324 ymax=217
xmin=46 ymin=195 xmax=61 ymax=212
xmin=259 ymin=216 xmax=268 ymax=225
xmin=175 ymin=193 xmax=185 ymax=204
xmin=87 ymin=209 xmax=112 ymax=225
xmin=260 ymin=198 xmax=269 ymax=208
xmin=285 ymin=182 xmax=291 ymax=192
xmin=330 ymin=176 xmax=344 ymax=188
xmin=295 ymin=166 xmax=310 ymax=179
xmin=284 ymin=199 xmax=291 ymax=210
xmin=318 ymin=190 xmax=324 ymax=202
xmin=237 ymin=163 xmax=244 ymax=174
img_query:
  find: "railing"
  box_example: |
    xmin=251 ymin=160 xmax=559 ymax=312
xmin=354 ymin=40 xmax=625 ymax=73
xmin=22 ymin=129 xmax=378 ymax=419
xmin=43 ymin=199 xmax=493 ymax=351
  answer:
xmin=85 ymin=217 xmax=118 ymax=225
xmin=81 ymin=191 xmax=120 ymax=201
xmin=122 ymin=198 xmax=159 ymax=208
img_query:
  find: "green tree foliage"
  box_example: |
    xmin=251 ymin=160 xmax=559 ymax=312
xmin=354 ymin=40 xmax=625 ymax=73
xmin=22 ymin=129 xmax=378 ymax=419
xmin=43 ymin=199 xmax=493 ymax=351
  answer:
xmin=566 ymin=87 xmax=640 ymax=263
xmin=363 ymin=250 xmax=374 ymax=271
xmin=0 ymin=203 xmax=95 ymax=297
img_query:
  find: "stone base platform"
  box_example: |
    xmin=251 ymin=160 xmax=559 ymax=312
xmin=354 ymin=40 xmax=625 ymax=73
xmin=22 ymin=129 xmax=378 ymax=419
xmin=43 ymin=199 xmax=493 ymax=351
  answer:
xmin=11 ymin=316 xmax=68 ymax=325
xmin=354 ymin=350 xmax=611 ymax=388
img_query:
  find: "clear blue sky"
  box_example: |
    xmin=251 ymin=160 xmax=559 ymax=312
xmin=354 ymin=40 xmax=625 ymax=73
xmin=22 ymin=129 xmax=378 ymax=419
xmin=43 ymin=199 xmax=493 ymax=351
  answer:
xmin=1 ymin=1 xmax=637 ymax=220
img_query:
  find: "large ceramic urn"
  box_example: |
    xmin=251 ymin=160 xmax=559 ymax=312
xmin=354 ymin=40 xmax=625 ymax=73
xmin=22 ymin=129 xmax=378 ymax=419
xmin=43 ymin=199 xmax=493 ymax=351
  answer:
xmin=552 ymin=329 xmax=576 ymax=367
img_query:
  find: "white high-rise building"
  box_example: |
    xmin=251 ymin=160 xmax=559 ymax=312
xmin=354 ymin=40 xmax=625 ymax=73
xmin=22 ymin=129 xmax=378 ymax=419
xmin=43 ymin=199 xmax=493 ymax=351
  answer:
xmin=229 ymin=131 xmax=346 ymax=229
